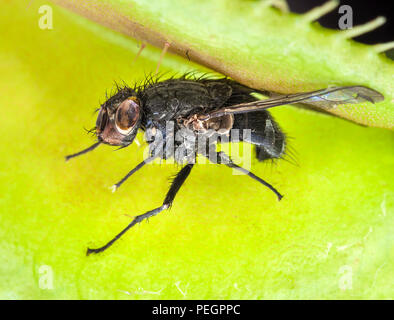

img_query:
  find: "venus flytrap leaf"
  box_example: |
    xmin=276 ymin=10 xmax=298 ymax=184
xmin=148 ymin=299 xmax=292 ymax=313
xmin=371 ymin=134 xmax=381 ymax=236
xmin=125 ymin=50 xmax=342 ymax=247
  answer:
xmin=51 ymin=0 xmax=393 ymax=129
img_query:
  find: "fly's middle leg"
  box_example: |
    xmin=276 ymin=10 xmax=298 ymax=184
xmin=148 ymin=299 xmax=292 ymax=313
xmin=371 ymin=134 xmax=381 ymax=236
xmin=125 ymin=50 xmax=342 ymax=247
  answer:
xmin=87 ymin=163 xmax=194 ymax=255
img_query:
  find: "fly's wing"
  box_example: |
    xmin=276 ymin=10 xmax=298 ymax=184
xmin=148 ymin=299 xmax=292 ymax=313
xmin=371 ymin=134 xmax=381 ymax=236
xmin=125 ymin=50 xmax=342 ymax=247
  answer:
xmin=198 ymin=86 xmax=384 ymax=121
xmin=299 ymin=86 xmax=384 ymax=109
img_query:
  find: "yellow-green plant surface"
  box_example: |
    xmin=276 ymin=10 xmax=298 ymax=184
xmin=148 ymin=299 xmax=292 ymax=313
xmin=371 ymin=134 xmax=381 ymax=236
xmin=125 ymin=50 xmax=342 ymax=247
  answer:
xmin=0 ymin=0 xmax=393 ymax=299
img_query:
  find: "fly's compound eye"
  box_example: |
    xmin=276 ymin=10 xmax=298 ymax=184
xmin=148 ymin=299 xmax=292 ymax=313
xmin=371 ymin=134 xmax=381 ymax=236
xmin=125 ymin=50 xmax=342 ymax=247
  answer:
xmin=96 ymin=108 xmax=108 ymax=133
xmin=115 ymin=97 xmax=140 ymax=135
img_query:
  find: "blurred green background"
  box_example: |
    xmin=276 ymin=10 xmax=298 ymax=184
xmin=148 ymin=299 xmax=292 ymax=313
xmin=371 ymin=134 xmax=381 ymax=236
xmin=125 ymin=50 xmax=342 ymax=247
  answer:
xmin=0 ymin=0 xmax=392 ymax=299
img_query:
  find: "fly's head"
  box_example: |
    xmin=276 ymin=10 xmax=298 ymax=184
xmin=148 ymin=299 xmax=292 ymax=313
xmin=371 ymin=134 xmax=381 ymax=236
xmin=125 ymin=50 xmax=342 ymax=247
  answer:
xmin=96 ymin=87 xmax=141 ymax=147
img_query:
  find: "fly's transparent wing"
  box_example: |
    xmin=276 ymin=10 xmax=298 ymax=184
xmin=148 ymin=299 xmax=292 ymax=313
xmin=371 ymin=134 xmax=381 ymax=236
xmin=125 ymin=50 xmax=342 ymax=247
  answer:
xmin=301 ymin=86 xmax=384 ymax=109
xmin=199 ymin=86 xmax=384 ymax=121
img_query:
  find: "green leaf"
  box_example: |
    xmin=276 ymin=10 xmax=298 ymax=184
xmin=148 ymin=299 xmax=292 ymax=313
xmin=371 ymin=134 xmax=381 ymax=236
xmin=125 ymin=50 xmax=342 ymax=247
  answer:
xmin=0 ymin=0 xmax=392 ymax=299
xmin=52 ymin=0 xmax=394 ymax=129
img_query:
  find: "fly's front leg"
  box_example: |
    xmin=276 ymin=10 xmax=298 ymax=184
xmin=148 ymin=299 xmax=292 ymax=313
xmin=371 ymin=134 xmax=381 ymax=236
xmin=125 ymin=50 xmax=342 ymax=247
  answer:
xmin=111 ymin=156 xmax=156 ymax=192
xmin=87 ymin=163 xmax=194 ymax=255
xmin=208 ymin=150 xmax=283 ymax=201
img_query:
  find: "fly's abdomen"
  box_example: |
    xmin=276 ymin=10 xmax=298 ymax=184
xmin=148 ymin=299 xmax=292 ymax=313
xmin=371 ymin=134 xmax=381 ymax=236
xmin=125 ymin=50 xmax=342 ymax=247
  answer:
xmin=234 ymin=111 xmax=286 ymax=161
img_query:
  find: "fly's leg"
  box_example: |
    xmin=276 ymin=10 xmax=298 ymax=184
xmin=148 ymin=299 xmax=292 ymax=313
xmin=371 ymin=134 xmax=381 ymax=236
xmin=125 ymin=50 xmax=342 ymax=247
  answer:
xmin=87 ymin=163 xmax=194 ymax=255
xmin=111 ymin=156 xmax=156 ymax=192
xmin=65 ymin=141 xmax=101 ymax=161
xmin=208 ymin=150 xmax=283 ymax=201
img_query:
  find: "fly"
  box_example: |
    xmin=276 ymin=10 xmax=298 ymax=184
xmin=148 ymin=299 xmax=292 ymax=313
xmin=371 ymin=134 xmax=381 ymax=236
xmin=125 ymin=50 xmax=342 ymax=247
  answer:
xmin=65 ymin=75 xmax=384 ymax=255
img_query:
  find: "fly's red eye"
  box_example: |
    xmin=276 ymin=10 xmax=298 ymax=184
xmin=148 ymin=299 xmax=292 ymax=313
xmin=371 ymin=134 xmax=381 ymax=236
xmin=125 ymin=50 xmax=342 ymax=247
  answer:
xmin=96 ymin=108 xmax=108 ymax=133
xmin=115 ymin=97 xmax=140 ymax=135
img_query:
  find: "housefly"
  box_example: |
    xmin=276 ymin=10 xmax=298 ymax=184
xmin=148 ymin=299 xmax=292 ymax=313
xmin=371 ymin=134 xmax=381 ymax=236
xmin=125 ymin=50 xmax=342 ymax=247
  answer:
xmin=65 ymin=75 xmax=384 ymax=255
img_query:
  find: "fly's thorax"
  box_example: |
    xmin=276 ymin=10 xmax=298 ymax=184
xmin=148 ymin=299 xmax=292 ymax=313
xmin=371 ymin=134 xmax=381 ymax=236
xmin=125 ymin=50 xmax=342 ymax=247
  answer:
xmin=143 ymin=117 xmax=245 ymax=164
xmin=144 ymin=121 xmax=196 ymax=162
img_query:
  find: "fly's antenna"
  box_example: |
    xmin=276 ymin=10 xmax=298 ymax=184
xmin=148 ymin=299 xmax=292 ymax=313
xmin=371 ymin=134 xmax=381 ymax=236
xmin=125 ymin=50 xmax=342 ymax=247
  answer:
xmin=65 ymin=141 xmax=101 ymax=161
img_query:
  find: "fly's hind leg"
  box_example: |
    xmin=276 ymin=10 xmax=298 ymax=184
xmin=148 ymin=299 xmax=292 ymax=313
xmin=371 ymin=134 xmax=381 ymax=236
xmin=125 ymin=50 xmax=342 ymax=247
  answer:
xmin=205 ymin=149 xmax=283 ymax=201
